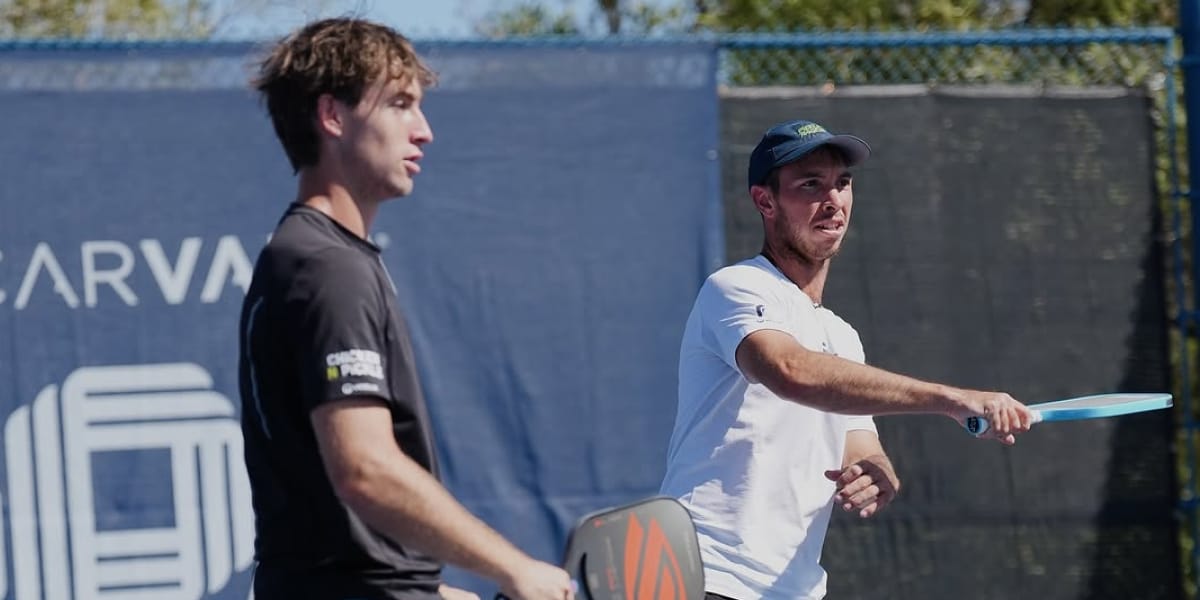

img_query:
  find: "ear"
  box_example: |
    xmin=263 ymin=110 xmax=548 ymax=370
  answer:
xmin=750 ymin=185 xmax=775 ymax=219
xmin=315 ymin=93 xmax=344 ymax=138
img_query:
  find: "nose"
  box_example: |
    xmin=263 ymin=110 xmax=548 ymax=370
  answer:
xmin=822 ymin=187 xmax=845 ymax=210
xmin=413 ymin=108 xmax=433 ymax=144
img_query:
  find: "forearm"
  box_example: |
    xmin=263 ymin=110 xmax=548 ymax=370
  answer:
xmin=834 ymin=430 xmax=901 ymax=517
xmin=842 ymin=429 xmax=886 ymax=467
xmin=766 ymin=349 xmax=959 ymax=416
xmin=736 ymin=331 xmax=1030 ymax=440
xmin=339 ymin=451 xmax=527 ymax=585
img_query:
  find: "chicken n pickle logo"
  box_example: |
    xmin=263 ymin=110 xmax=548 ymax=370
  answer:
xmin=325 ymin=349 xmax=384 ymax=380
xmin=1 ymin=363 xmax=254 ymax=599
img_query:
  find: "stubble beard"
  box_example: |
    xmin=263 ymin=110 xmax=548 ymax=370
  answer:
xmin=773 ymin=220 xmax=841 ymax=267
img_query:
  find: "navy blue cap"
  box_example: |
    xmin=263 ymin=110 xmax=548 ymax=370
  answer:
xmin=747 ymin=120 xmax=871 ymax=188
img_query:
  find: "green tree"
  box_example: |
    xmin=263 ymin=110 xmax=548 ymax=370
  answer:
xmin=687 ymin=0 xmax=1175 ymax=30
xmin=475 ymin=0 xmax=1177 ymax=37
xmin=1 ymin=0 xmax=209 ymax=37
xmin=0 ymin=0 xmax=331 ymax=39
xmin=475 ymin=0 xmax=1018 ymax=37
xmin=477 ymin=3 xmax=581 ymax=37
xmin=1024 ymin=0 xmax=1175 ymax=26
xmin=472 ymin=0 xmax=1171 ymax=87
xmin=693 ymin=0 xmax=1011 ymax=31
xmin=476 ymin=0 xmax=688 ymax=37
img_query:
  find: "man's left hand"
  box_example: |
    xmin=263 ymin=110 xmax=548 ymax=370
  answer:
xmin=440 ymin=584 xmax=481 ymax=600
xmin=824 ymin=454 xmax=900 ymax=518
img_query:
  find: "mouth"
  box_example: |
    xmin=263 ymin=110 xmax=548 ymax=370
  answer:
xmin=814 ymin=220 xmax=845 ymax=235
xmin=402 ymin=154 xmax=423 ymax=175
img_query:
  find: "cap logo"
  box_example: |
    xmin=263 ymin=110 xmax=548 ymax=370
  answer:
xmin=795 ymin=123 xmax=827 ymax=138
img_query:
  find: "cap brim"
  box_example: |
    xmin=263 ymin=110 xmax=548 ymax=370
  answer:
xmin=773 ymin=134 xmax=871 ymax=169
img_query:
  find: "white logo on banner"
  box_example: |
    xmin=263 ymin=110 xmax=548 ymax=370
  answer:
xmin=0 ymin=233 xmax=390 ymax=310
xmin=3 ymin=363 xmax=254 ymax=599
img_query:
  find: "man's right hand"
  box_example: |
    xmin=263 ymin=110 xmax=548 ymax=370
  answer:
xmin=499 ymin=558 xmax=575 ymax=600
xmin=951 ymin=390 xmax=1035 ymax=444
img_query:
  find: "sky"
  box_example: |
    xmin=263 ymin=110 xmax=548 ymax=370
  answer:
xmin=217 ymin=0 xmax=605 ymax=39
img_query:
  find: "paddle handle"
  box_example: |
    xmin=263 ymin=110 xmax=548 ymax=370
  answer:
xmin=965 ymin=410 xmax=1042 ymax=437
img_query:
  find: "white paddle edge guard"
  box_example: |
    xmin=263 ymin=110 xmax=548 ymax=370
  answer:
xmin=965 ymin=410 xmax=1044 ymax=437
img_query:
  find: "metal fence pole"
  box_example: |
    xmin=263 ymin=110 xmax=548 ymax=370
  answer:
xmin=1181 ymin=0 xmax=1200 ymax=589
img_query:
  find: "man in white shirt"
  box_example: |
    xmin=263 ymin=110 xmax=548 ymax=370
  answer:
xmin=660 ymin=119 xmax=1034 ymax=600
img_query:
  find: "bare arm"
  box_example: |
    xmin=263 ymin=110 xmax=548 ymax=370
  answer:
xmin=825 ymin=430 xmax=899 ymax=518
xmin=736 ymin=329 xmax=959 ymax=415
xmin=439 ymin=584 xmax=481 ymax=600
xmin=735 ymin=329 xmax=1033 ymax=441
xmin=311 ymin=398 xmax=571 ymax=600
xmin=843 ymin=429 xmax=887 ymax=468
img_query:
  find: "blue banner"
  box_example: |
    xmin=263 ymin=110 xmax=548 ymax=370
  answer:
xmin=0 ymin=41 xmax=719 ymax=598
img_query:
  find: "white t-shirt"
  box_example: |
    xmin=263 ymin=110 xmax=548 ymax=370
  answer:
xmin=661 ymin=255 xmax=877 ymax=600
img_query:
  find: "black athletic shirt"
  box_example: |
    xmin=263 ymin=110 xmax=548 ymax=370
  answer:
xmin=239 ymin=204 xmax=442 ymax=599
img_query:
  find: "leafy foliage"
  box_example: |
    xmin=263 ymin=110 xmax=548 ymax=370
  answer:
xmin=475 ymin=0 xmax=1175 ymax=37
xmin=0 ymin=0 xmax=217 ymax=37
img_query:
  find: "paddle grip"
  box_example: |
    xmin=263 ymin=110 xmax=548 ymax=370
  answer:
xmin=965 ymin=410 xmax=1042 ymax=437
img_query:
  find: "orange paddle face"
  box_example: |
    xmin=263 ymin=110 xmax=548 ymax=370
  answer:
xmin=562 ymin=497 xmax=705 ymax=600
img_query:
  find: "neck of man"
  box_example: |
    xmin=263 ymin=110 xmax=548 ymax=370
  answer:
xmin=761 ymin=245 xmax=831 ymax=308
xmin=296 ymin=165 xmax=378 ymax=240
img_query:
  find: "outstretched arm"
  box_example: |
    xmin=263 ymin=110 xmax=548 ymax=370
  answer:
xmin=312 ymin=398 xmax=573 ymax=600
xmin=735 ymin=329 xmax=1033 ymax=443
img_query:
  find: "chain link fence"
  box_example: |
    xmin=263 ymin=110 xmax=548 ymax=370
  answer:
xmin=715 ymin=29 xmax=1172 ymax=86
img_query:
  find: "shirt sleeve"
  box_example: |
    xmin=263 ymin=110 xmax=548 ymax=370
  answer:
xmin=697 ymin=268 xmax=789 ymax=373
xmin=288 ymin=247 xmax=392 ymax=412
xmin=841 ymin=326 xmax=877 ymax=432
xmin=845 ymin=415 xmax=878 ymax=433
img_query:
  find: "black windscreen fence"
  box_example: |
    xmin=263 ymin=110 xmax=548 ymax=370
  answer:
xmin=721 ymin=87 xmax=1178 ymax=600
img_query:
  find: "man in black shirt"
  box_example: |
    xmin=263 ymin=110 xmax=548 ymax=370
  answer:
xmin=239 ymin=18 xmax=575 ymax=600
